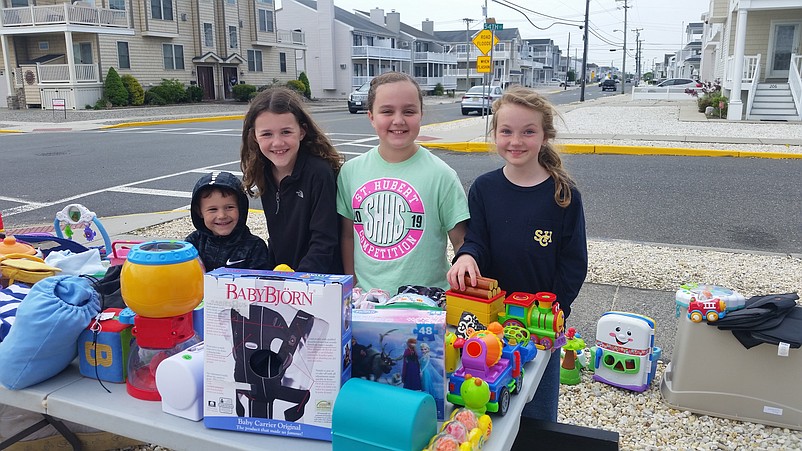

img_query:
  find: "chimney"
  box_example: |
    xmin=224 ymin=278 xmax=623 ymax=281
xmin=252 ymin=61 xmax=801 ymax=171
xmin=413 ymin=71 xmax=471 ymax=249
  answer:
xmin=422 ymin=18 xmax=434 ymax=36
xmin=386 ymin=10 xmax=400 ymax=34
xmin=369 ymin=7 xmax=384 ymax=26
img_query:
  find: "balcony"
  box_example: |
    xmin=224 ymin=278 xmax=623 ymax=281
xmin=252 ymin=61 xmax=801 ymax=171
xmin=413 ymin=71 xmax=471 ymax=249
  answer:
xmin=38 ymin=63 xmax=99 ymax=84
xmin=415 ymin=75 xmax=457 ymax=90
xmin=352 ymin=46 xmax=410 ymax=60
xmin=413 ymin=51 xmax=457 ymax=64
xmin=277 ymin=29 xmax=305 ymax=46
xmin=1 ymin=4 xmax=129 ymax=30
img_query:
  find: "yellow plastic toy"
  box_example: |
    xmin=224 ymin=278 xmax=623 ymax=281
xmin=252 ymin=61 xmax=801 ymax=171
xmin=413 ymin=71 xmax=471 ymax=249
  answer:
xmin=273 ymin=264 xmax=294 ymax=272
xmin=0 ymin=253 xmax=61 ymax=285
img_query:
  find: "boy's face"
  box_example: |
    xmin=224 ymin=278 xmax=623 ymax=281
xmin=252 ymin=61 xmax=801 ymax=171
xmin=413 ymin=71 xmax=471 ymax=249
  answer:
xmin=368 ymin=80 xmax=422 ymax=162
xmin=199 ymin=190 xmax=239 ymax=236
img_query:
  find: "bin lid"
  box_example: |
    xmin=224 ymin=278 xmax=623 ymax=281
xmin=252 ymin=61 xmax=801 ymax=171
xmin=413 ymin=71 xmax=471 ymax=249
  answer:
xmin=675 ymin=283 xmax=745 ymax=310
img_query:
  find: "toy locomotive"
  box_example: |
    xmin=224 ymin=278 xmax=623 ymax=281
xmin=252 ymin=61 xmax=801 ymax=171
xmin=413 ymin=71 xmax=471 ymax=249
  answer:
xmin=497 ymin=292 xmax=566 ymax=350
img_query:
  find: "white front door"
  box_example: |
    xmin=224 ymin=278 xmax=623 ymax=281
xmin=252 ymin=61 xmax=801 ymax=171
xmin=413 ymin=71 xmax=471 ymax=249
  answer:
xmin=767 ymin=21 xmax=801 ymax=79
xmin=0 ymin=69 xmax=8 ymax=108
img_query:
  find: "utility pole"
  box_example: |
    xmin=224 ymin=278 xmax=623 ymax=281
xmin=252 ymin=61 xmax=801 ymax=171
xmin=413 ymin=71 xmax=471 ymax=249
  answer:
xmin=632 ymin=28 xmax=642 ymax=84
xmin=615 ymin=0 xmax=629 ymax=94
xmin=565 ymin=33 xmax=570 ymax=90
xmin=580 ymin=0 xmax=590 ymax=101
xmin=462 ymin=18 xmax=475 ymax=91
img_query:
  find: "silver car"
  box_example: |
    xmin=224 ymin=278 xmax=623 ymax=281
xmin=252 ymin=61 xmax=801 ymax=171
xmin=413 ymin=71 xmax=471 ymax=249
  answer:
xmin=348 ymin=82 xmax=370 ymax=114
xmin=460 ymin=85 xmax=503 ymax=115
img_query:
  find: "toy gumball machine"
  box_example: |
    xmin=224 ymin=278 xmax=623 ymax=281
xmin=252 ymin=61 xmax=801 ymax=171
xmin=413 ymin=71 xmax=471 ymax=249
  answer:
xmin=120 ymin=240 xmax=204 ymax=401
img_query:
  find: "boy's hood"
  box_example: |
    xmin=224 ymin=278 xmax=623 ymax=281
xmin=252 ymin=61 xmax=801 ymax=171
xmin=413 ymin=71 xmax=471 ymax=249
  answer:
xmin=190 ymin=171 xmax=249 ymax=236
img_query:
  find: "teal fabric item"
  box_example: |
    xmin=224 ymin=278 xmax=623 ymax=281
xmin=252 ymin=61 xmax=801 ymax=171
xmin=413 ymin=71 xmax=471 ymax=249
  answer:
xmin=0 ymin=276 xmax=100 ymax=389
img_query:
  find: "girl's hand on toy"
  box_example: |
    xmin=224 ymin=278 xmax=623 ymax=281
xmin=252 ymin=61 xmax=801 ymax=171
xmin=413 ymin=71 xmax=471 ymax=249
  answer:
xmin=447 ymin=254 xmax=481 ymax=291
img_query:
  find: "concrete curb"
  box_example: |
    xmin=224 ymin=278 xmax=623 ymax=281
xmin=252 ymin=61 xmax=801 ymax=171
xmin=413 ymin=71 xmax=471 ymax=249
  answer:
xmin=422 ymin=141 xmax=802 ymax=159
xmin=0 ymin=129 xmax=23 ymax=134
xmin=101 ymin=115 xmax=245 ymax=129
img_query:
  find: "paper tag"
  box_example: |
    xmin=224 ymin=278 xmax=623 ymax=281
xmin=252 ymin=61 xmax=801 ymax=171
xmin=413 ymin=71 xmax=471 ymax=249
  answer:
xmin=763 ymin=406 xmax=783 ymax=416
xmin=778 ymin=342 xmax=790 ymax=357
xmin=97 ymin=311 xmax=117 ymax=321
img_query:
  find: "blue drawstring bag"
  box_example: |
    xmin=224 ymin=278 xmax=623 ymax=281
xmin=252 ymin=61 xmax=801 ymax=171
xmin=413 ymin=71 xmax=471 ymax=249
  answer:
xmin=0 ymin=275 xmax=100 ymax=389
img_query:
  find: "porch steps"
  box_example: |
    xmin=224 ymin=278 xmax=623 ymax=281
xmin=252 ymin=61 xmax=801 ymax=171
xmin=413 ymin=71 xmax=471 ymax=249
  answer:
xmin=748 ymin=83 xmax=800 ymax=121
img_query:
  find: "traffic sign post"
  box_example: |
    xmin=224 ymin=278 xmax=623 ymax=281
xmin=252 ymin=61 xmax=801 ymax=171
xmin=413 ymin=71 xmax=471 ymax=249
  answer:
xmin=472 ymin=29 xmax=498 ymax=55
xmin=483 ymin=23 xmax=503 ymax=31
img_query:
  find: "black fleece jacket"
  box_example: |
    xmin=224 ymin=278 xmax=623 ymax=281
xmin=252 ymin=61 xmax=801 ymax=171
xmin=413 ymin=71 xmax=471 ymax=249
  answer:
xmin=260 ymin=151 xmax=342 ymax=274
xmin=185 ymin=171 xmax=269 ymax=271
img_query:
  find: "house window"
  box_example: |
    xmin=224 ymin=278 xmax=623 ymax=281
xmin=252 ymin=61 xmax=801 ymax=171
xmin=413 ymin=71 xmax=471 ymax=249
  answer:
xmin=73 ymin=42 xmax=92 ymax=64
xmin=257 ymin=0 xmax=272 ymax=4
xmin=151 ymin=0 xmax=173 ymax=21
xmin=247 ymin=49 xmax=263 ymax=72
xmin=495 ymin=43 xmax=505 ymax=51
xmin=229 ymin=26 xmax=238 ymax=49
xmin=279 ymin=52 xmax=286 ymax=73
xmin=117 ymin=41 xmax=130 ymax=69
xmin=163 ymin=44 xmax=185 ymax=70
xmin=204 ymin=23 xmax=213 ymax=47
xmin=258 ymin=9 xmax=274 ymax=33
xmin=109 ymin=0 xmax=125 ymax=10
xmin=38 ymin=41 xmax=49 ymax=51
xmin=11 ymin=0 xmax=29 ymax=6
xmin=227 ymin=0 xmax=235 ymax=3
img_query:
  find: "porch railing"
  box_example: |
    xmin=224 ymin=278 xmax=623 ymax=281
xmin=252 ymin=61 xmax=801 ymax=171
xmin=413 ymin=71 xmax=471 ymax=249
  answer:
xmin=725 ymin=54 xmax=760 ymax=84
xmin=1 ymin=4 xmax=128 ymax=28
xmin=352 ymin=46 xmax=410 ymax=60
xmin=789 ymin=54 xmax=802 ymax=121
xmin=38 ymin=63 xmax=99 ymax=84
xmin=745 ymin=54 xmax=761 ymax=119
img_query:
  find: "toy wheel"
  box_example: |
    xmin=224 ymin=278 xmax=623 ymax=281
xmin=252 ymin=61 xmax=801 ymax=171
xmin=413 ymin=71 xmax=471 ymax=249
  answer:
xmin=498 ymin=387 xmax=510 ymax=416
xmin=504 ymin=325 xmax=529 ymax=345
xmin=689 ymin=311 xmax=703 ymax=323
xmin=539 ymin=336 xmax=553 ymax=350
xmin=706 ymin=311 xmax=719 ymax=322
xmin=513 ymin=375 xmax=523 ymax=395
xmin=502 ymin=319 xmax=526 ymax=330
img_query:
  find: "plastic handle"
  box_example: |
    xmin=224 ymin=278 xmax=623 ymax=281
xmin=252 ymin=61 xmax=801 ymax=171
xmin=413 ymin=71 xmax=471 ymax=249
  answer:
xmin=0 ymin=253 xmax=45 ymax=264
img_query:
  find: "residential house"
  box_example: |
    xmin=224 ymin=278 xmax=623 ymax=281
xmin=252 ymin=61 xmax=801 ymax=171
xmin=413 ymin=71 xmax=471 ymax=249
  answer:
xmin=524 ymin=38 xmax=563 ymax=83
xmin=434 ymin=27 xmax=532 ymax=89
xmin=278 ymin=0 xmax=456 ymax=99
xmin=701 ymin=0 xmax=802 ymax=121
xmin=0 ymin=0 xmax=303 ymax=109
xmin=675 ymin=22 xmax=703 ymax=79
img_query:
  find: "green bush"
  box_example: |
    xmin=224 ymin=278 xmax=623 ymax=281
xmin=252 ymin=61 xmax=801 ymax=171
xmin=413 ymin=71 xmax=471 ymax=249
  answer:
xmin=298 ymin=71 xmax=311 ymax=99
xmin=186 ymin=85 xmax=204 ymax=103
xmin=232 ymin=83 xmax=257 ymax=102
xmin=120 ymin=74 xmax=144 ymax=106
xmin=433 ymin=83 xmax=445 ymax=96
xmin=93 ymin=97 xmax=110 ymax=110
xmin=103 ymin=67 xmax=128 ymax=107
xmin=286 ymin=79 xmax=306 ymax=96
xmin=144 ymin=90 xmax=167 ymax=106
xmin=147 ymin=79 xmax=187 ymax=104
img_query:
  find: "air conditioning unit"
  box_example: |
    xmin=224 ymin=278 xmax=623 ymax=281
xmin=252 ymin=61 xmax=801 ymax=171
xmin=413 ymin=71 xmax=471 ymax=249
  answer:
xmin=400 ymin=41 xmax=409 ymax=49
xmin=340 ymin=64 xmax=347 ymax=69
xmin=181 ymin=13 xmax=187 ymax=21
xmin=239 ymin=19 xmax=243 ymax=28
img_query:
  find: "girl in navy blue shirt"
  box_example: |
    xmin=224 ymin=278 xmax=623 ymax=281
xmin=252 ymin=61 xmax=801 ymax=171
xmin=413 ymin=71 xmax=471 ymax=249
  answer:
xmin=447 ymin=85 xmax=588 ymax=422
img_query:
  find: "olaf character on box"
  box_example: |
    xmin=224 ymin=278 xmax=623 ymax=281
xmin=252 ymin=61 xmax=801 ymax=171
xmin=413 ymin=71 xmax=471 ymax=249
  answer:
xmin=592 ymin=311 xmax=661 ymax=392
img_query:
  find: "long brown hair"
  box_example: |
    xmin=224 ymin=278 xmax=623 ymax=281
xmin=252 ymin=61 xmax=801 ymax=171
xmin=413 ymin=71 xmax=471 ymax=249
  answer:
xmin=491 ymin=85 xmax=575 ymax=207
xmin=240 ymin=87 xmax=342 ymax=197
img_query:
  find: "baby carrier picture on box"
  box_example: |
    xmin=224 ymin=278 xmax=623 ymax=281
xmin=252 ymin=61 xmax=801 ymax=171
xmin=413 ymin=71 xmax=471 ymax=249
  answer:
xmin=351 ymin=308 xmax=446 ymax=419
xmin=203 ymin=268 xmax=353 ymax=441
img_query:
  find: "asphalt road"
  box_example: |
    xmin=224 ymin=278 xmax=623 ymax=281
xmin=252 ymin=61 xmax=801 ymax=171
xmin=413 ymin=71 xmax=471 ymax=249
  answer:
xmin=2 ymin=98 xmax=800 ymax=255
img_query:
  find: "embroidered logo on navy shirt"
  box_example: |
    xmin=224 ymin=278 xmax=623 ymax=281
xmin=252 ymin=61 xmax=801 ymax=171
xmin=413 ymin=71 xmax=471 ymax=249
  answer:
xmin=534 ymin=229 xmax=553 ymax=247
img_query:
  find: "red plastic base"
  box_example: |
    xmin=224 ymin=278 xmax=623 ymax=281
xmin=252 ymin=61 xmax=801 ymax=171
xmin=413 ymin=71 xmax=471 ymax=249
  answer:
xmin=126 ymin=367 xmax=161 ymax=401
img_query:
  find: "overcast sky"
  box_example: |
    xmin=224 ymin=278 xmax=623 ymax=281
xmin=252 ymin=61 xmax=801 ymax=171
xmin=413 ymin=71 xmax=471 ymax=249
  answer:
xmin=306 ymin=0 xmax=707 ymax=74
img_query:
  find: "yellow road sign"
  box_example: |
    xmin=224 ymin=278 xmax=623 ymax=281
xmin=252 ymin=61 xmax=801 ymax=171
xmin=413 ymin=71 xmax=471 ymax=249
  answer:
xmin=472 ymin=29 xmax=498 ymax=55
xmin=476 ymin=56 xmax=491 ymax=73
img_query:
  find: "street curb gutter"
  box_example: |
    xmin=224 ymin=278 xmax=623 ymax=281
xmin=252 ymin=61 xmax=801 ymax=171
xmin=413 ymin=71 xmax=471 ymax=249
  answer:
xmin=0 ymin=129 xmax=22 ymax=134
xmin=101 ymin=115 xmax=245 ymax=129
xmin=423 ymin=141 xmax=802 ymax=159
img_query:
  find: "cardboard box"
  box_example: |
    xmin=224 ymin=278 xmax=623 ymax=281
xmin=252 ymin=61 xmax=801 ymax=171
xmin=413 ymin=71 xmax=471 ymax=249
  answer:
xmin=351 ymin=308 xmax=446 ymax=420
xmin=203 ymin=268 xmax=353 ymax=441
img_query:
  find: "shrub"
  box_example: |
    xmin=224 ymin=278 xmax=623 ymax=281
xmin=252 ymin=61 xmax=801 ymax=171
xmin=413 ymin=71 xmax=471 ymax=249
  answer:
xmin=93 ymin=97 xmax=110 ymax=110
xmin=149 ymin=78 xmax=188 ymax=104
xmin=103 ymin=67 xmax=128 ymax=107
xmin=186 ymin=85 xmax=204 ymax=103
xmin=433 ymin=83 xmax=445 ymax=96
xmin=298 ymin=71 xmax=312 ymax=98
xmin=120 ymin=74 xmax=144 ymax=106
xmin=232 ymin=83 xmax=257 ymax=102
xmin=144 ymin=90 xmax=167 ymax=106
xmin=286 ymin=79 xmax=306 ymax=95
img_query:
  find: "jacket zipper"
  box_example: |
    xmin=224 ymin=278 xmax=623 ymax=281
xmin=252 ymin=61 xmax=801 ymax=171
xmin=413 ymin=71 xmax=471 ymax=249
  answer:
xmin=275 ymin=191 xmax=280 ymax=215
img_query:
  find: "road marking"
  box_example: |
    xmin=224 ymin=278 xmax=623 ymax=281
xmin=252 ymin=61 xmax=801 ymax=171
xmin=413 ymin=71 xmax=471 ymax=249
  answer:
xmin=108 ymin=187 xmax=193 ymax=198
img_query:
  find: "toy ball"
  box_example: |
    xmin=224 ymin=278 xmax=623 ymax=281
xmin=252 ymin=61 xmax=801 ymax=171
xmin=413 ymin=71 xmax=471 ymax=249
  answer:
xmin=273 ymin=264 xmax=294 ymax=272
xmin=120 ymin=241 xmax=204 ymax=318
xmin=451 ymin=408 xmax=479 ymax=431
xmin=441 ymin=420 xmax=468 ymax=443
xmin=425 ymin=432 xmax=461 ymax=451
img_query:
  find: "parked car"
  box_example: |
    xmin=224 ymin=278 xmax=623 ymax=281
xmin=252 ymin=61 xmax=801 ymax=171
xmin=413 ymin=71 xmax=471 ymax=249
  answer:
xmin=600 ymin=79 xmax=617 ymax=92
xmin=550 ymin=78 xmax=566 ymax=87
xmin=348 ymin=82 xmax=370 ymax=114
xmin=656 ymin=78 xmax=702 ymax=89
xmin=461 ymin=85 xmax=503 ymax=115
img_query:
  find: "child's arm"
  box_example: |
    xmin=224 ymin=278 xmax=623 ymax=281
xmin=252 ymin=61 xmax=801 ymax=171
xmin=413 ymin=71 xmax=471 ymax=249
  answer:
xmin=447 ymin=220 xmax=467 ymax=253
xmin=447 ymin=253 xmax=481 ymax=291
xmin=340 ymin=215 xmax=355 ymax=279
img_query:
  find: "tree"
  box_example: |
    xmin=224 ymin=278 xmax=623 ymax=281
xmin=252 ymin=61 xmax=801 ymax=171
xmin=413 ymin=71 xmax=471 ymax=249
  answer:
xmin=104 ymin=67 xmax=128 ymax=107
xmin=120 ymin=74 xmax=144 ymax=106
xmin=298 ymin=72 xmax=311 ymax=99
xmin=567 ymin=70 xmax=576 ymax=83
